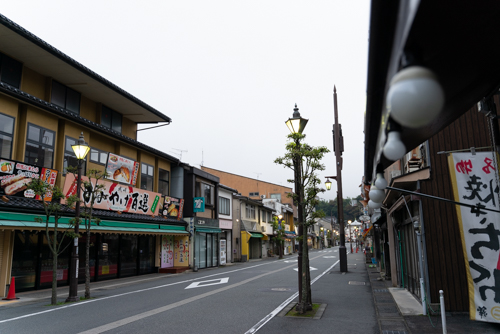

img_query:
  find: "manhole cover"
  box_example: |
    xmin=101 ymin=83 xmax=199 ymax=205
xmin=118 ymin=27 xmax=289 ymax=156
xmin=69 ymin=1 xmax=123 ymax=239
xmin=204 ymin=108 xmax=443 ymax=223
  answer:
xmin=348 ymin=281 xmax=366 ymax=286
xmin=271 ymin=288 xmax=292 ymax=291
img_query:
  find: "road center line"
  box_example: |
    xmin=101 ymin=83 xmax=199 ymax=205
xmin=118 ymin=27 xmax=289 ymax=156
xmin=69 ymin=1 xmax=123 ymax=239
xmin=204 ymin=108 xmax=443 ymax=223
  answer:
xmin=77 ymin=263 xmax=297 ymax=334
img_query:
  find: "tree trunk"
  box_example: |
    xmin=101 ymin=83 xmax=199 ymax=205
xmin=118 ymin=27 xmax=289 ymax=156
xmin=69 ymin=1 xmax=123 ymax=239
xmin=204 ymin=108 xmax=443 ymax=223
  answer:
xmin=85 ymin=229 xmax=90 ymax=299
xmin=52 ymin=236 xmax=58 ymax=305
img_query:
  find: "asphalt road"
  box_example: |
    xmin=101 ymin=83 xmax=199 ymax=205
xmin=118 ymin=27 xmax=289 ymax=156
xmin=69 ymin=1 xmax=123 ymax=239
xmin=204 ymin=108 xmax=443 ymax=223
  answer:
xmin=0 ymin=247 xmax=343 ymax=334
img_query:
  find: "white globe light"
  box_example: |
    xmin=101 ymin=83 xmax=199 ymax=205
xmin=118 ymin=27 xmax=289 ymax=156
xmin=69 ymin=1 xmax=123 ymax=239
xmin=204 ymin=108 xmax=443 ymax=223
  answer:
xmin=369 ymin=186 xmax=385 ymax=203
xmin=387 ymin=66 xmax=445 ymax=128
xmin=368 ymin=200 xmax=382 ymax=209
xmin=383 ymin=131 xmax=406 ymax=161
xmin=375 ymin=173 xmax=388 ymax=190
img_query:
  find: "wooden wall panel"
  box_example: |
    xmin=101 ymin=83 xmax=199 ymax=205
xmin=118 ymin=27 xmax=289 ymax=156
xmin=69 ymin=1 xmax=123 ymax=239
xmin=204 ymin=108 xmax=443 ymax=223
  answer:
xmin=420 ymin=106 xmax=492 ymax=311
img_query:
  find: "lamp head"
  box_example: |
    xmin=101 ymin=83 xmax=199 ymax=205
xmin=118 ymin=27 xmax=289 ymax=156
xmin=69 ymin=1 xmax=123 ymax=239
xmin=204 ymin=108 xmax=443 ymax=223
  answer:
xmin=285 ymin=104 xmax=308 ymax=134
xmin=325 ymin=178 xmax=332 ymax=190
xmin=72 ymin=132 xmax=90 ymax=160
xmin=387 ymin=66 xmax=445 ymax=128
xmin=383 ymin=131 xmax=406 ymax=161
xmin=278 ymin=214 xmax=283 ymax=220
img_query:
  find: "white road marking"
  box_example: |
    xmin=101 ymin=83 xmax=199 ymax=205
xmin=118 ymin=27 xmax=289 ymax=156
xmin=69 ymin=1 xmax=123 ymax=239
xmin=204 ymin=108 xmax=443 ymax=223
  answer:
xmin=0 ymin=260 xmax=282 ymax=325
xmin=185 ymin=277 xmax=229 ymax=289
xmin=245 ymin=259 xmax=340 ymax=334
xmin=77 ymin=266 xmax=295 ymax=334
xmin=323 ymin=256 xmax=336 ymax=258
xmin=293 ymin=266 xmax=317 ymax=272
xmin=284 ymin=260 xmax=298 ymax=263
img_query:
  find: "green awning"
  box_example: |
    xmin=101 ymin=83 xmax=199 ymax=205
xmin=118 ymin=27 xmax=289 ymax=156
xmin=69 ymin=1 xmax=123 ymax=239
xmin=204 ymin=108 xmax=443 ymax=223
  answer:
xmin=196 ymin=227 xmax=222 ymax=233
xmin=0 ymin=212 xmax=188 ymax=235
xmin=249 ymin=232 xmax=264 ymax=238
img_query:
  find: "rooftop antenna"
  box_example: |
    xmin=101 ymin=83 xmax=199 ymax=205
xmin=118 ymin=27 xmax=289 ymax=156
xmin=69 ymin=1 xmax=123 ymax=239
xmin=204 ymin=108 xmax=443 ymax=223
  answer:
xmin=171 ymin=148 xmax=187 ymax=161
xmin=201 ymin=150 xmax=204 ymax=167
xmin=255 ymin=172 xmax=262 ymax=180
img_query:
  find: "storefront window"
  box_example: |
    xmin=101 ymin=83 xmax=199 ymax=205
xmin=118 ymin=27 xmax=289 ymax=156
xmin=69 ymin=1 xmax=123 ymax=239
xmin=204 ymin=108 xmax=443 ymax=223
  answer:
xmin=99 ymin=234 xmax=119 ymax=279
xmin=120 ymin=235 xmax=138 ymax=277
xmin=39 ymin=232 xmax=71 ymax=289
xmin=139 ymin=236 xmax=154 ymax=274
xmin=78 ymin=233 xmax=97 ymax=283
xmin=11 ymin=231 xmax=39 ymax=291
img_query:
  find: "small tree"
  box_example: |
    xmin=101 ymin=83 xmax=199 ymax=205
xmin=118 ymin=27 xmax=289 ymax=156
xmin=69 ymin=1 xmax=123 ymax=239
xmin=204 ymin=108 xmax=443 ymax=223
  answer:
xmin=27 ymin=179 xmax=75 ymax=305
xmin=66 ymin=168 xmax=107 ymax=299
xmin=271 ymin=216 xmax=286 ymax=259
xmin=275 ymin=132 xmax=328 ymax=314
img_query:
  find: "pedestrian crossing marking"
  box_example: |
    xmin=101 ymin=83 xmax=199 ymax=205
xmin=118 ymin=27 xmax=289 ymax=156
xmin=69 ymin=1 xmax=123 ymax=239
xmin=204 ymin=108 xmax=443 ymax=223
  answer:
xmin=185 ymin=277 xmax=229 ymax=289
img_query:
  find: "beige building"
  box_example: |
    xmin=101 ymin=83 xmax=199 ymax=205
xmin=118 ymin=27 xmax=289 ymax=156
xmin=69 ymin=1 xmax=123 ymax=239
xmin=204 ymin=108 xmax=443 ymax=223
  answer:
xmin=200 ymin=166 xmax=294 ymax=209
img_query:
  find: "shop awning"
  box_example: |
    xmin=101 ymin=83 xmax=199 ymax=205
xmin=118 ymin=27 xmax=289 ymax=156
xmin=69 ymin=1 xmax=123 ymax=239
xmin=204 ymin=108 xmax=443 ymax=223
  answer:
xmin=196 ymin=227 xmax=222 ymax=233
xmin=249 ymin=232 xmax=264 ymax=238
xmin=0 ymin=212 xmax=188 ymax=235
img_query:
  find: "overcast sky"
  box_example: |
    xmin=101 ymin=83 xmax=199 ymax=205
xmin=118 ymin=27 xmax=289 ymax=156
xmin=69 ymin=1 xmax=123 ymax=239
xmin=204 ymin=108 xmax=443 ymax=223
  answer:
xmin=2 ymin=1 xmax=370 ymax=201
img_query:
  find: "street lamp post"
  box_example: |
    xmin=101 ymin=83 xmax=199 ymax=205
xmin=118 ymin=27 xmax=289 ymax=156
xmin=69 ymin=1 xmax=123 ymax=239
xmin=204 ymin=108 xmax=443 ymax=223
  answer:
xmin=285 ymin=104 xmax=308 ymax=309
xmin=278 ymin=214 xmax=284 ymax=259
xmin=66 ymin=132 xmax=90 ymax=302
xmin=348 ymin=220 xmax=353 ymax=253
xmin=324 ymin=86 xmax=347 ymax=272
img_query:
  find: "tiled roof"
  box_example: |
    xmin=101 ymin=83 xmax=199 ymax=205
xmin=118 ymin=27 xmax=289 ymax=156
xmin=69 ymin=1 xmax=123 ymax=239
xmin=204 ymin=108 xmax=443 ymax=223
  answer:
xmin=0 ymin=81 xmax=180 ymax=165
xmin=0 ymin=14 xmax=171 ymax=124
xmin=0 ymin=196 xmax=186 ymax=226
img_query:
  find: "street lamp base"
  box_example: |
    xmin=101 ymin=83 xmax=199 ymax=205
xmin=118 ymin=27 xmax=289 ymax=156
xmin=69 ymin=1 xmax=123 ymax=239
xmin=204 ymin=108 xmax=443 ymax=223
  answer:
xmin=65 ymin=296 xmax=79 ymax=303
xmin=339 ymin=246 xmax=348 ymax=273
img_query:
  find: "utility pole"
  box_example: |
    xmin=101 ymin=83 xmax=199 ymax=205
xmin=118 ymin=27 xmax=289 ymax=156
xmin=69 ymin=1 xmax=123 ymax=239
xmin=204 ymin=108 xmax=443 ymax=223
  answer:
xmin=333 ymin=86 xmax=347 ymax=273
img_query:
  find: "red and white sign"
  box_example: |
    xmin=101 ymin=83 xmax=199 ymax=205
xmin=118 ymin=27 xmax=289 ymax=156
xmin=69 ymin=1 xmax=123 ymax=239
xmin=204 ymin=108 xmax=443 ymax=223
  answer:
xmin=62 ymin=174 xmax=161 ymax=216
xmin=104 ymin=153 xmax=139 ymax=186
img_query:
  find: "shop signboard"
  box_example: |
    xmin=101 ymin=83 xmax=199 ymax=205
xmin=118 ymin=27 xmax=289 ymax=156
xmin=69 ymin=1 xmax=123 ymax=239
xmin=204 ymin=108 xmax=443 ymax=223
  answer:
xmin=104 ymin=153 xmax=139 ymax=186
xmin=448 ymin=152 xmax=500 ymax=324
xmin=63 ymin=173 xmax=161 ymax=216
xmin=220 ymin=239 xmax=226 ymax=265
xmin=193 ymin=197 xmax=205 ymax=212
xmin=0 ymin=159 xmax=58 ymax=201
xmin=160 ymin=196 xmax=184 ymax=220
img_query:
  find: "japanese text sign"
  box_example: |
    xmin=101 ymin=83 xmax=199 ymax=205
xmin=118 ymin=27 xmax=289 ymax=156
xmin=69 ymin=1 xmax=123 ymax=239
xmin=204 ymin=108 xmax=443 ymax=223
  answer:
xmin=448 ymin=152 xmax=500 ymax=323
xmin=62 ymin=173 xmax=161 ymax=216
xmin=160 ymin=196 xmax=184 ymax=220
xmin=0 ymin=159 xmax=58 ymax=201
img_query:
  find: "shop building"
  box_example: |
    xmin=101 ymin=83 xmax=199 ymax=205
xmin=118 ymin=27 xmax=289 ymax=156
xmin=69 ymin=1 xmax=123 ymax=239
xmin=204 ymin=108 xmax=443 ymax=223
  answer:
xmin=0 ymin=14 xmax=189 ymax=296
xmin=182 ymin=166 xmax=221 ymax=270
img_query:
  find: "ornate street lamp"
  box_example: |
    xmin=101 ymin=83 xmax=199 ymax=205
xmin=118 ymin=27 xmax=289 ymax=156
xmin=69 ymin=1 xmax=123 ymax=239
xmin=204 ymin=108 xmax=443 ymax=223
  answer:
xmin=285 ymin=104 xmax=307 ymax=310
xmin=66 ymin=132 xmax=90 ymax=302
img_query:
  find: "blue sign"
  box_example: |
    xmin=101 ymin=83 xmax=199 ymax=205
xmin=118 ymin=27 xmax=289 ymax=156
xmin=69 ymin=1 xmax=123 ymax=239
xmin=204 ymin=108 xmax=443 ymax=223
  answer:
xmin=193 ymin=197 xmax=205 ymax=212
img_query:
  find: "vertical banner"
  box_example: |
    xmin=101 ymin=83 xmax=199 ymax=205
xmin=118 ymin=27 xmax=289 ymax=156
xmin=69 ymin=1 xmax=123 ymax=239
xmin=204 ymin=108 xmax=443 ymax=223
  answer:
xmin=161 ymin=235 xmax=174 ymax=268
xmin=448 ymin=152 xmax=500 ymax=323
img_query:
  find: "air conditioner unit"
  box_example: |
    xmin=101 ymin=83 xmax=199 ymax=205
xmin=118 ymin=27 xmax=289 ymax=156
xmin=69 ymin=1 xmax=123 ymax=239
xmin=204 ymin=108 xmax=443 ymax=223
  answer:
xmin=406 ymin=147 xmax=422 ymax=161
xmin=261 ymin=226 xmax=266 ymax=232
xmin=390 ymin=170 xmax=401 ymax=179
xmin=261 ymin=195 xmax=266 ymax=199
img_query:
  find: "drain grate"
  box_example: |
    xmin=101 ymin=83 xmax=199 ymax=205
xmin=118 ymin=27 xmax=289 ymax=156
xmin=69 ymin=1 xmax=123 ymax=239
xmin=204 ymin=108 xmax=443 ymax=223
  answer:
xmin=348 ymin=281 xmax=366 ymax=285
xmin=373 ymin=288 xmax=388 ymax=293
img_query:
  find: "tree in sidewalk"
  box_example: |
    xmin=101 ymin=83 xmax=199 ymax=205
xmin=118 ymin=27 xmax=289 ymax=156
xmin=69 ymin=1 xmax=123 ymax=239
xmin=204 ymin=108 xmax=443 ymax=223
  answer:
xmin=66 ymin=168 xmax=107 ymax=300
xmin=27 ymin=179 xmax=75 ymax=305
xmin=275 ymin=132 xmax=328 ymax=314
xmin=271 ymin=215 xmax=286 ymax=259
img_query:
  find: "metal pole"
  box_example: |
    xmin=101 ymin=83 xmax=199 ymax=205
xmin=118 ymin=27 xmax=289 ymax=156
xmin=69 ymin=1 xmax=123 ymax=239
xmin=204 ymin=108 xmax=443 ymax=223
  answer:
xmin=440 ymin=290 xmax=447 ymax=334
xmin=333 ymin=87 xmax=347 ymax=272
xmin=293 ymin=141 xmax=303 ymax=305
xmin=416 ymin=229 xmax=427 ymax=315
xmin=66 ymin=159 xmax=82 ymax=302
